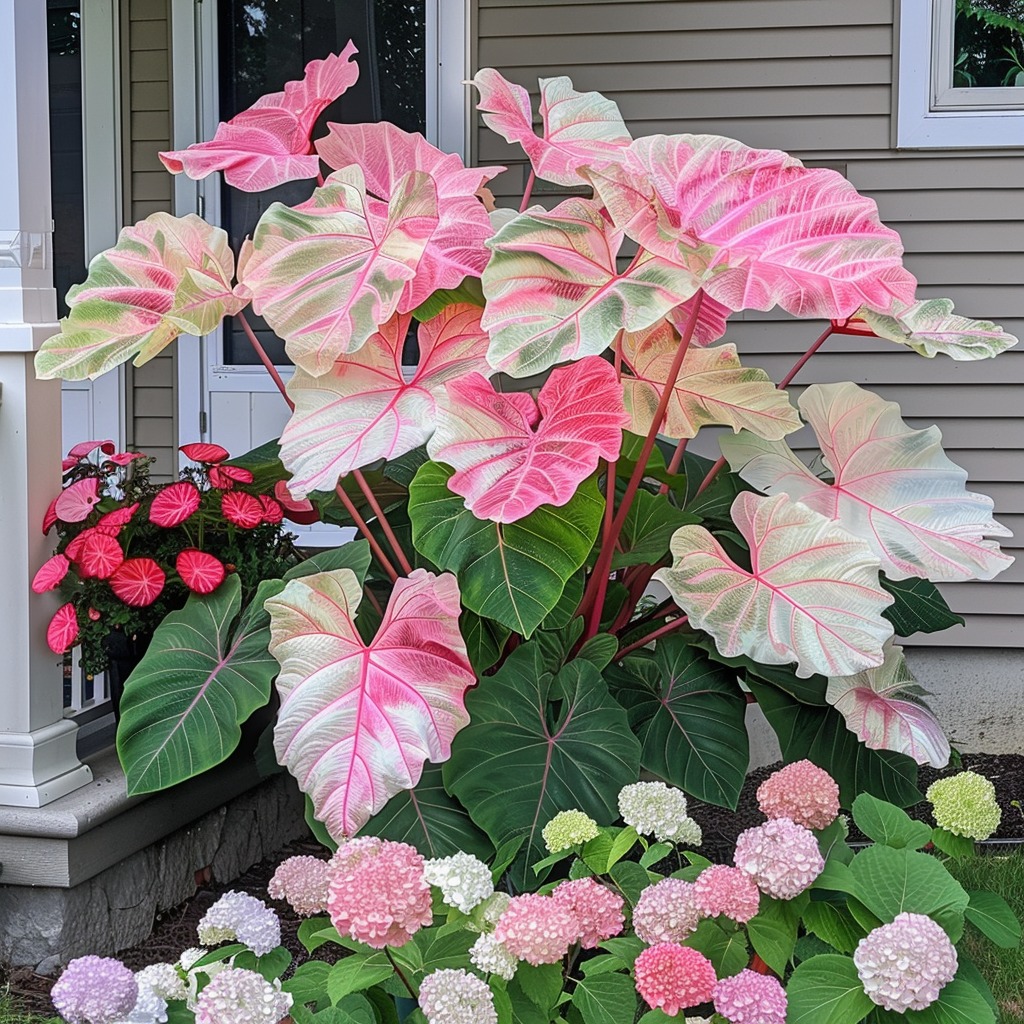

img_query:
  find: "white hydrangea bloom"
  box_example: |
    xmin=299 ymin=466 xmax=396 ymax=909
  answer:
xmin=618 ymin=781 xmax=700 ymax=843
xmin=423 ymin=852 xmax=495 ymax=913
xmin=469 ymin=932 xmax=518 ymax=980
xmin=197 ymin=891 xmax=281 ymax=955
xmin=177 ymin=948 xmax=207 ymax=972
xmin=193 ymin=968 xmax=292 ymax=1024
xmin=476 ymin=891 xmax=512 ymax=931
xmin=135 ymin=964 xmax=187 ymax=1004
xmin=418 ymin=968 xmax=497 ymax=1024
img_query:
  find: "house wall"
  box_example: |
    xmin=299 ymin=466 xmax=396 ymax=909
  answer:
xmin=474 ymin=0 xmax=1023 ymax=650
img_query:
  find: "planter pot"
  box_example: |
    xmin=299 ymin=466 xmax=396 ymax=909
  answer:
xmin=101 ymin=628 xmax=152 ymax=720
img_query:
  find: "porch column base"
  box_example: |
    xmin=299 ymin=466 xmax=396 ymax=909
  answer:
xmin=0 ymin=719 xmax=93 ymax=808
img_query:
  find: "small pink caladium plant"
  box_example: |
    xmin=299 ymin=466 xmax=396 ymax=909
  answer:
xmin=827 ymin=640 xmax=951 ymax=769
xmin=428 ymin=356 xmax=629 ymax=524
xmin=280 ymin=304 xmax=490 ymax=497
xmin=266 ymin=567 xmax=475 ymax=840
xmin=35 ymin=213 xmax=244 ymax=381
xmin=160 ymin=44 xmax=359 ymax=191
xmin=654 ymin=492 xmax=895 ymax=678
xmin=720 ymin=382 xmax=1014 ymax=582
xmin=470 ymin=70 xmax=631 ymax=186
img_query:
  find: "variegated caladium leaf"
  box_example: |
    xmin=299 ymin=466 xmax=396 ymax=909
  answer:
xmin=482 ymin=197 xmax=700 ymax=377
xmin=654 ymin=492 xmax=894 ymax=678
xmin=160 ymin=45 xmax=359 ymax=191
xmin=586 ymin=134 xmax=917 ymax=320
xmin=36 ymin=214 xmax=244 ymax=381
xmin=720 ymin=382 xmax=1014 ymax=582
xmin=266 ymin=567 xmax=475 ymax=841
xmin=236 ymin=166 xmax=439 ymax=376
xmin=667 ymin=289 xmax=733 ymax=347
xmin=428 ymin=356 xmax=629 ymax=523
xmin=470 ymin=69 xmax=631 ymax=186
xmin=827 ymin=640 xmax=951 ymax=769
xmin=280 ymin=304 xmax=490 ymax=497
xmin=621 ymin=320 xmax=801 ymax=441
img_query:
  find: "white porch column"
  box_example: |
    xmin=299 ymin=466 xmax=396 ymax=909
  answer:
xmin=0 ymin=0 xmax=92 ymax=806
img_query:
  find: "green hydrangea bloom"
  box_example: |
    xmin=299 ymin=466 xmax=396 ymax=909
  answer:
xmin=541 ymin=809 xmax=600 ymax=853
xmin=926 ymin=771 xmax=1001 ymax=841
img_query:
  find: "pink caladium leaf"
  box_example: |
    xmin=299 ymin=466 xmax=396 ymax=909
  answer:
xmin=48 ymin=604 xmax=79 ymax=654
xmin=428 ymin=356 xmax=629 ymax=524
xmin=827 ymin=640 xmax=951 ymax=768
xmin=482 ymin=197 xmax=700 ymax=377
xmin=667 ymin=290 xmax=733 ymax=347
xmin=281 ymin=304 xmax=490 ymax=497
xmin=107 ymin=451 xmax=146 ymax=467
xmin=97 ymin=503 xmax=139 ymax=532
xmin=32 ymin=554 xmax=71 ymax=594
xmin=35 ymin=213 xmax=245 ymax=381
xmin=654 ymin=492 xmax=894 ymax=678
xmin=149 ymin=482 xmax=202 ymax=528
xmin=267 ymin=566 xmax=475 ymax=840
xmin=236 ymin=166 xmax=439 ymax=377
xmin=176 ymin=549 xmax=227 ymax=595
xmin=720 ymin=382 xmax=1014 ymax=582
xmin=621 ymin=320 xmax=801 ymax=441
xmin=222 ymin=491 xmax=264 ymax=529
xmin=42 ymin=498 xmax=60 ymax=535
xmin=586 ymin=134 xmax=916 ymax=320
xmin=55 ymin=478 xmax=101 ymax=523
xmin=109 ymin=557 xmax=166 ymax=607
xmin=67 ymin=439 xmax=116 ymax=459
xmin=274 ymin=480 xmax=321 ymax=525
xmin=159 ymin=44 xmax=359 ymax=191
xmin=471 ymin=69 xmax=631 ymax=186
xmin=180 ymin=442 xmax=230 ymax=464
xmin=76 ymin=531 xmax=125 ymax=580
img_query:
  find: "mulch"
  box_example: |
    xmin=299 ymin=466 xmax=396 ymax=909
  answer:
xmin=5 ymin=752 xmax=1024 ymax=1018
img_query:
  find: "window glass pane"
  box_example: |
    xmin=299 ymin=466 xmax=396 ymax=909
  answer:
xmin=220 ymin=0 xmax=426 ymax=364
xmin=953 ymin=0 xmax=1024 ymax=88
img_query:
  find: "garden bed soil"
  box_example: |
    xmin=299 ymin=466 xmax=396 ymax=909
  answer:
xmin=5 ymin=752 xmax=1024 ymax=1017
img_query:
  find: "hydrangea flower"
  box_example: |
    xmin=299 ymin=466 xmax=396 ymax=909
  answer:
xmin=470 ymin=932 xmax=519 ymax=980
xmin=476 ymin=891 xmax=512 ymax=931
xmin=634 ymin=943 xmax=717 ymax=1015
xmin=854 ymin=912 xmax=958 ymax=1011
xmin=51 ymin=956 xmax=139 ymax=1024
xmin=632 ymin=878 xmax=702 ymax=944
xmin=733 ymin=817 xmax=824 ymax=899
xmin=693 ymin=864 xmax=761 ymax=924
xmin=129 ymin=978 xmax=168 ymax=1024
xmin=267 ymin=855 xmax=331 ymax=916
xmin=926 ymin=771 xmax=1001 ymax=840
xmin=423 ymin=851 xmax=494 ymax=913
xmin=327 ymin=836 xmax=433 ymax=948
xmin=713 ymin=969 xmax=787 ymax=1024
xmin=551 ymin=877 xmax=625 ymax=947
xmin=494 ymin=892 xmax=580 ymax=965
xmin=541 ymin=809 xmax=601 ymax=852
xmin=418 ymin=968 xmax=497 ymax=1024
xmin=177 ymin=948 xmax=207 ymax=972
xmin=196 ymin=891 xmax=281 ymax=955
xmin=618 ymin=782 xmax=702 ymax=844
xmin=135 ymin=964 xmax=187 ymax=1005
xmin=193 ymin=968 xmax=292 ymax=1024
xmin=756 ymin=760 xmax=840 ymax=830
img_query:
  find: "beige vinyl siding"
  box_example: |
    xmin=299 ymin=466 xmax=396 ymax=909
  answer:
xmin=123 ymin=0 xmax=176 ymax=480
xmin=475 ymin=0 xmax=1023 ymax=648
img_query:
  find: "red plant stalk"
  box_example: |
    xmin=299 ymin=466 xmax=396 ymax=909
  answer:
xmin=362 ymin=585 xmax=384 ymax=617
xmin=614 ymin=615 xmax=690 ymax=661
xmin=519 ymin=169 xmax=536 ymax=212
xmin=236 ymin=312 xmax=294 ymax=411
xmin=352 ymin=469 xmax=413 ymax=576
xmin=749 ymin=952 xmax=775 ymax=977
xmin=602 ymin=331 xmax=626 ymax=552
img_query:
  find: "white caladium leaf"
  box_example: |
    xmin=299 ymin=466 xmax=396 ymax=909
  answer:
xmin=720 ymin=382 xmax=1014 ymax=582
xmin=482 ymin=197 xmax=700 ymax=377
xmin=654 ymin=492 xmax=893 ymax=678
xmin=827 ymin=640 xmax=951 ymax=769
xmin=236 ymin=166 xmax=439 ymax=376
xmin=856 ymin=298 xmax=1019 ymax=360
xmin=471 ymin=69 xmax=631 ymax=186
xmin=36 ymin=214 xmax=244 ymax=381
xmin=621 ymin=320 xmax=801 ymax=441
xmin=280 ymin=304 xmax=490 ymax=497
xmin=267 ymin=567 xmax=475 ymax=840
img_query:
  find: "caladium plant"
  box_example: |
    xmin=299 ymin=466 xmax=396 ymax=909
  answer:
xmin=36 ymin=55 xmax=1016 ymax=883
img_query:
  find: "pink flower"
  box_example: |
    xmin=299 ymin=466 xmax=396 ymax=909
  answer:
xmin=551 ymin=877 xmax=625 ymax=948
xmin=494 ymin=893 xmax=580 ymax=965
xmin=632 ymin=878 xmax=702 ymax=945
xmin=713 ymin=969 xmax=787 ymax=1024
xmin=326 ymin=837 xmax=432 ymax=948
xmin=756 ymin=760 xmax=840 ymax=830
xmin=733 ymin=817 xmax=824 ymax=900
xmin=268 ymin=855 xmax=331 ymax=917
xmin=635 ymin=943 xmax=717 ymax=1016
xmin=693 ymin=865 xmax=761 ymax=924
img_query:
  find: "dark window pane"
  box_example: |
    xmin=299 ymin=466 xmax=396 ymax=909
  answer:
xmin=953 ymin=0 xmax=1024 ymax=89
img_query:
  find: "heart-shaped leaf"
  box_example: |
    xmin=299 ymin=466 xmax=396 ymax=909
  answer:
xmin=667 ymin=290 xmax=733 ymax=347
xmin=721 ymin=382 xmax=1014 ymax=582
xmin=428 ymin=357 xmax=628 ymax=523
xmin=655 ymin=492 xmax=893 ymax=678
xmin=612 ymin=490 xmax=700 ymax=569
xmin=54 ymin=478 xmax=101 ymax=522
xmin=266 ymin=567 xmax=474 ymax=840
xmin=786 ymin=955 xmax=875 ymax=1024
xmin=851 ymin=792 xmax=934 ymax=849
xmin=878 ymin=576 xmax=965 ymax=636
xmin=32 ymin=554 xmax=71 ymax=593
xmin=47 ymin=604 xmax=79 ymax=654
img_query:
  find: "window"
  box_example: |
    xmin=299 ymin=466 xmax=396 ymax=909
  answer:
xmin=897 ymin=0 xmax=1024 ymax=147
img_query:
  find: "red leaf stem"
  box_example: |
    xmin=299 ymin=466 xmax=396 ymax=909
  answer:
xmin=614 ymin=615 xmax=690 ymax=660
xmin=334 ymin=483 xmax=398 ymax=582
xmin=519 ymin=169 xmax=536 ymax=212
xmin=352 ymin=469 xmax=413 ymax=576
xmin=236 ymin=311 xmax=295 ymax=411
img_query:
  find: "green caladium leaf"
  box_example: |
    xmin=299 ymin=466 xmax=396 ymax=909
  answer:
xmin=612 ymin=490 xmax=701 ymax=568
xmin=460 ymin=610 xmax=510 ymax=675
xmin=284 ymin=541 xmax=372 ymax=583
xmin=411 ymin=277 xmax=485 ymax=322
xmin=851 ymin=793 xmax=933 ymax=850
xmin=408 ymin=461 xmax=603 ymax=637
xmin=117 ymin=575 xmax=283 ymax=795
xmin=786 ymin=954 xmax=874 ymax=1024
xmin=679 ymin=449 xmax=752 ymax=524
xmin=443 ymin=642 xmax=641 ymax=891
xmin=879 ymin=575 xmax=965 ymax=635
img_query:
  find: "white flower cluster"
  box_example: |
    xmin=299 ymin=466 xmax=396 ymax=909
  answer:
xmin=135 ymin=963 xmax=187 ymax=1004
xmin=423 ymin=851 xmax=494 ymax=913
xmin=193 ymin=968 xmax=292 ymax=1024
xmin=418 ymin=968 xmax=497 ymax=1024
xmin=469 ymin=932 xmax=518 ymax=980
xmin=618 ymin=781 xmax=703 ymax=844
xmin=196 ymin=891 xmax=281 ymax=955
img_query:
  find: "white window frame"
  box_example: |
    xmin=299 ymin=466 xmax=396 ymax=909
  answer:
xmin=897 ymin=0 xmax=1024 ymax=147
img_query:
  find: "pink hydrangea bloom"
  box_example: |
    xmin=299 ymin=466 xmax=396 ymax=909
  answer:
xmin=51 ymin=956 xmax=138 ymax=1024
xmin=327 ymin=836 xmax=433 ymax=948
xmin=713 ymin=969 xmax=788 ymax=1024
xmin=552 ymin=877 xmax=625 ymax=948
xmin=194 ymin=967 xmax=292 ymax=1024
xmin=268 ymin=855 xmax=331 ymax=916
xmin=733 ymin=817 xmax=824 ymax=900
xmin=693 ymin=864 xmax=761 ymax=924
xmin=634 ymin=943 xmax=717 ymax=1015
xmin=756 ymin=760 xmax=840 ymax=830
xmin=494 ymin=892 xmax=580 ymax=965
xmin=854 ymin=912 xmax=958 ymax=1011
xmin=632 ymin=878 xmax=702 ymax=944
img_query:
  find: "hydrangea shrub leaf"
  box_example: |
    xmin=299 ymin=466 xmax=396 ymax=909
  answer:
xmin=786 ymin=954 xmax=875 ymax=1024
